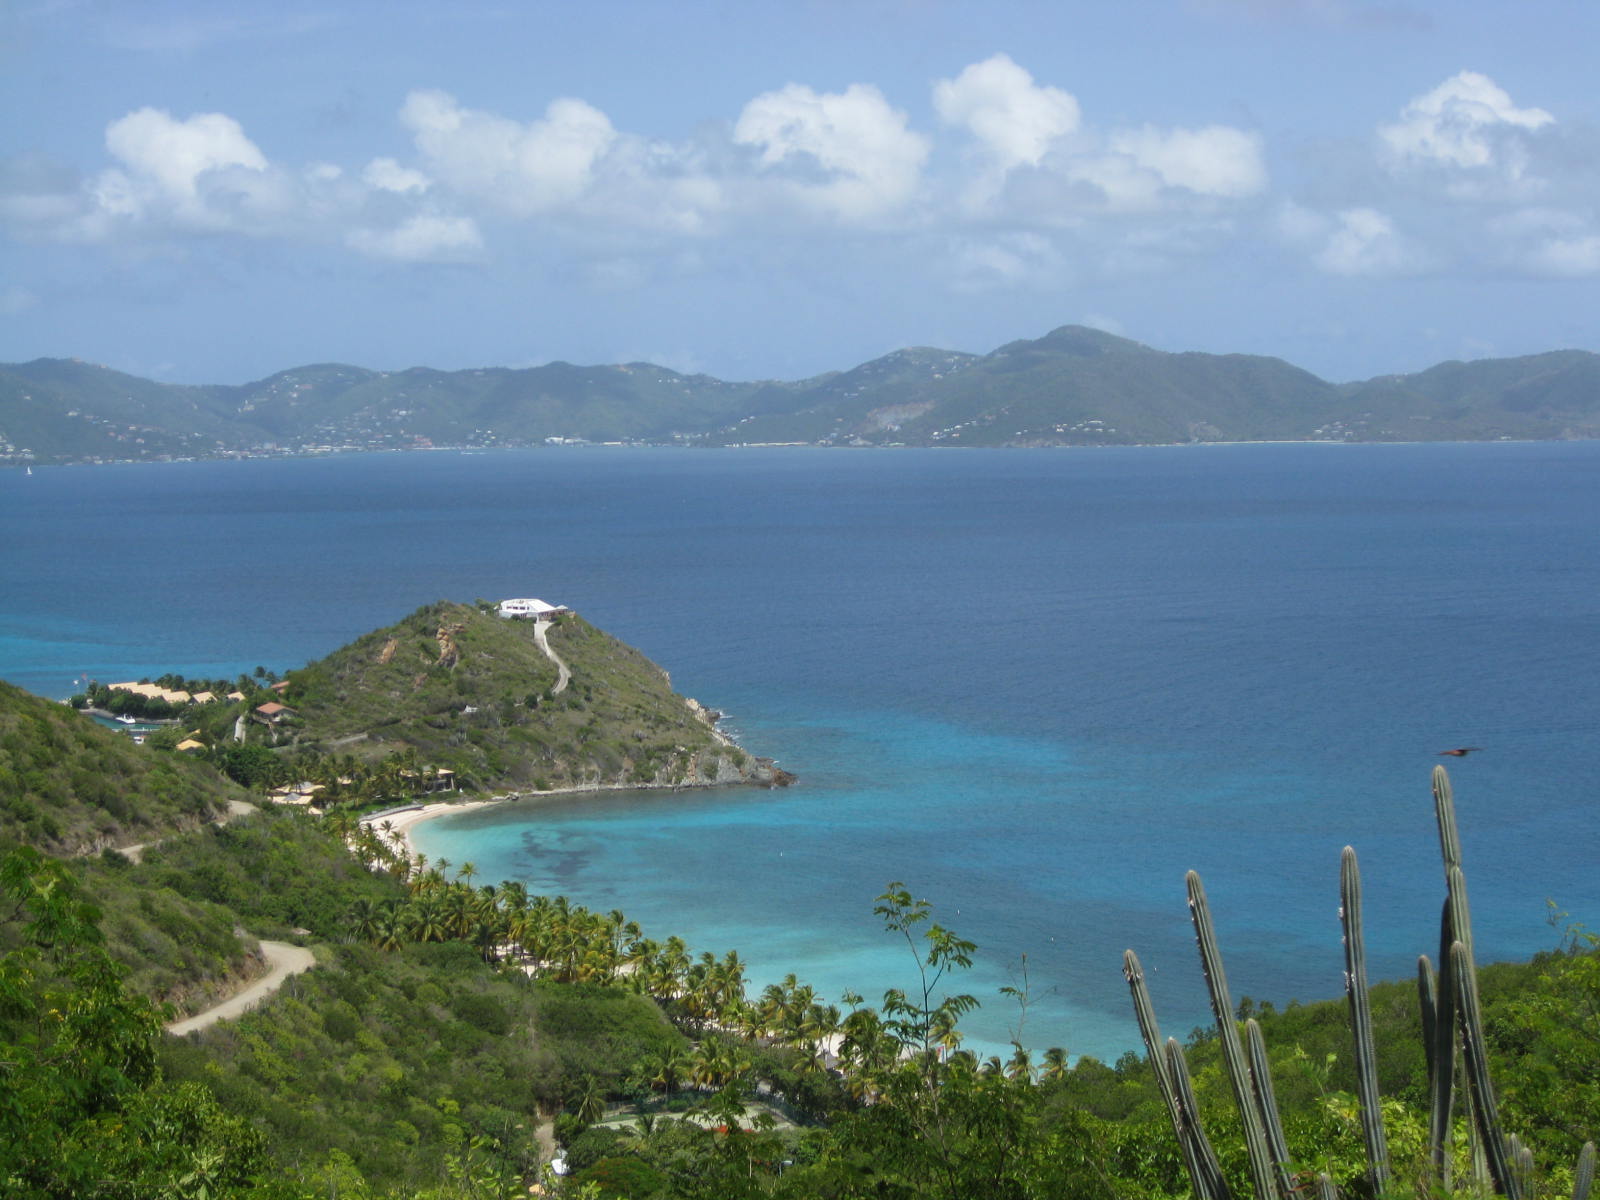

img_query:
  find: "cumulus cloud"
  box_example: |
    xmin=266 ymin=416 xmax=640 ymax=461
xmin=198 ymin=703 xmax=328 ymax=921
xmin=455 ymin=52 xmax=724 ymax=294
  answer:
xmin=362 ymin=158 xmax=429 ymax=194
xmin=734 ymin=82 xmax=929 ymax=221
xmin=348 ymin=214 xmax=483 ymax=262
xmin=400 ymin=89 xmax=616 ymax=215
xmin=1379 ymin=71 xmax=1553 ymax=172
xmin=934 ymin=53 xmax=1080 ymax=170
xmin=104 ymin=108 xmax=267 ymax=200
xmin=926 ymin=55 xmax=1264 ymax=217
xmin=1107 ymin=125 xmax=1266 ymax=198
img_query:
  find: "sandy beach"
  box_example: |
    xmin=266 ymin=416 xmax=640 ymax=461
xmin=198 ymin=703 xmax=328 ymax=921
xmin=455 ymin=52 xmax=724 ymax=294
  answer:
xmin=361 ymin=798 xmax=499 ymax=859
xmin=361 ymin=777 xmax=741 ymax=860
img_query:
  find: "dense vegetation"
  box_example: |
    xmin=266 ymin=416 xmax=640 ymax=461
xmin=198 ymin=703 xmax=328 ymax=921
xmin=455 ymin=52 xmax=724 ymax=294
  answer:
xmin=9 ymin=326 xmax=1600 ymax=462
xmin=0 ymin=679 xmax=242 ymax=854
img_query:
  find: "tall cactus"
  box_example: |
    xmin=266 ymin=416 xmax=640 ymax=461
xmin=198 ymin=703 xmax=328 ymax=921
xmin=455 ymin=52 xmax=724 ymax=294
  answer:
xmin=1452 ymin=936 xmax=1519 ymax=1198
xmin=1188 ymin=869 xmax=1285 ymax=1200
xmin=1126 ymin=766 xmax=1590 ymax=1200
xmin=1245 ymin=1017 xmax=1293 ymax=1193
xmin=1124 ymin=948 xmax=1231 ymax=1200
xmin=1574 ymin=1141 xmax=1596 ymax=1200
xmin=1340 ymin=846 xmax=1390 ymax=1195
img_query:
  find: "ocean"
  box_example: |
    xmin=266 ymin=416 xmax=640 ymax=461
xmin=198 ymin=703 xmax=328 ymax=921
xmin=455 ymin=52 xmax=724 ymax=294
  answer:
xmin=3 ymin=443 xmax=1597 ymax=1061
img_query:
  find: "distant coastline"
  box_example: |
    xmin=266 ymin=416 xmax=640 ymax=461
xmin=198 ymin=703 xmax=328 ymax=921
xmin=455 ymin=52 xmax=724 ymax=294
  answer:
xmin=8 ymin=328 xmax=1598 ymax=465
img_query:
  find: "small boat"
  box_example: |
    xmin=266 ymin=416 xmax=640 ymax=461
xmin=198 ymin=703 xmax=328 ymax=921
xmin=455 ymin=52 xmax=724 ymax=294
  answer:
xmin=116 ymin=714 xmax=137 ymax=725
xmin=131 ymin=734 xmax=145 ymax=744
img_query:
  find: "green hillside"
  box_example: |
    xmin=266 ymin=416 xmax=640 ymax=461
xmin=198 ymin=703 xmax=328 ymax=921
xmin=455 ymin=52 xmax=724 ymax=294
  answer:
xmin=9 ymin=328 xmax=1600 ymax=463
xmin=0 ymin=679 xmax=244 ymax=855
xmin=276 ymin=601 xmax=785 ymax=792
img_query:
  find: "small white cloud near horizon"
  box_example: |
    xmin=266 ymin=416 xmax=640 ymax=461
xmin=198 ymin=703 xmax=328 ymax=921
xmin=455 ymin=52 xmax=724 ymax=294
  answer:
xmin=1315 ymin=207 xmax=1416 ymax=275
xmin=734 ymin=82 xmax=929 ymax=222
xmin=1527 ymin=234 xmax=1600 ymax=277
xmin=363 ymin=157 xmax=430 ymax=194
xmin=1081 ymin=313 xmax=1126 ymax=336
xmin=348 ymin=213 xmax=483 ymax=262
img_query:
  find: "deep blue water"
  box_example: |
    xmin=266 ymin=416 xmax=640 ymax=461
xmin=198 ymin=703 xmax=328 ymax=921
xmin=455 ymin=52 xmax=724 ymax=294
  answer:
xmin=3 ymin=444 xmax=1597 ymax=1061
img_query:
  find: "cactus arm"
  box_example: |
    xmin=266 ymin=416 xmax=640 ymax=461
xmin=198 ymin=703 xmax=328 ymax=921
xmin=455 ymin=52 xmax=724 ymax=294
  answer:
xmin=1125 ymin=950 xmax=1232 ymax=1200
xmin=1451 ymin=938 xmax=1519 ymax=1198
xmin=1165 ymin=1037 xmax=1234 ymax=1200
xmin=1340 ymin=846 xmax=1391 ymax=1195
xmin=1245 ymin=1018 xmax=1294 ymax=1196
xmin=1433 ymin=764 xmax=1462 ymax=877
xmin=1188 ymin=870 xmax=1283 ymax=1200
xmin=1573 ymin=1141 xmax=1596 ymax=1200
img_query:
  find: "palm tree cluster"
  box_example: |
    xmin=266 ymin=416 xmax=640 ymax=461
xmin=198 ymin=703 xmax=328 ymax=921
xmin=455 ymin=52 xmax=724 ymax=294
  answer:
xmin=336 ymin=859 xmax=1073 ymax=1118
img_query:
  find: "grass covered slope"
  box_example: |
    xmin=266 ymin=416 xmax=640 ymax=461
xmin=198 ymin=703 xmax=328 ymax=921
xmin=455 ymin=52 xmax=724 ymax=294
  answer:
xmin=279 ymin=601 xmax=782 ymax=792
xmin=0 ymin=679 xmax=244 ymax=854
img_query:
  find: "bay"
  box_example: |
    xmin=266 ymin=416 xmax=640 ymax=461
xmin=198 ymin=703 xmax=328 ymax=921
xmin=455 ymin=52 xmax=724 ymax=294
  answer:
xmin=3 ymin=443 xmax=1597 ymax=1061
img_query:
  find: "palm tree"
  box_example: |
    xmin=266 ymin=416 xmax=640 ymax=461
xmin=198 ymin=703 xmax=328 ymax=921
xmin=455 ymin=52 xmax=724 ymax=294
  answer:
xmin=649 ymin=1046 xmax=691 ymax=1095
xmin=1040 ymin=1046 xmax=1070 ymax=1083
xmin=405 ymin=895 xmax=449 ymax=944
xmin=345 ymin=897 xmax=384 ymax=944
xmin=373 ymin=907 xmax=407 ymax=953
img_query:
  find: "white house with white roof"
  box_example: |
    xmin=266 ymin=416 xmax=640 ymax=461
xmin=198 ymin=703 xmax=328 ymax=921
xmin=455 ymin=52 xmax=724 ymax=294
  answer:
xmin=497 ymin=598 xmax=572 ymax=621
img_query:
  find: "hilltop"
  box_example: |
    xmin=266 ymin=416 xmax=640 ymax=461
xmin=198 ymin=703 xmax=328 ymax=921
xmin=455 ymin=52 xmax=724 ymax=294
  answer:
xmin=7 ymin=326 xmax=1600 ymax=463
xmin=273 ymin=600 xmax=789 ymax=794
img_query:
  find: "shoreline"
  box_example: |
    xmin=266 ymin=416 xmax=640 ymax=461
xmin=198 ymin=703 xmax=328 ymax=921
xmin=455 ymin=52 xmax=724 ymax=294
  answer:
xmin=361 ymin=777 xmax=766 ymax=861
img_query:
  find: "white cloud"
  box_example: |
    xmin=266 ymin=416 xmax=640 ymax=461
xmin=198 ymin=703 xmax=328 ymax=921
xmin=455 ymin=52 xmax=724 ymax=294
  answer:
xmin=1379 ymin=71 xmax=1553 ymax=171
xmin=1526 ymin=235 xmax=1600 ymax=277
xmin=1314 ymin=207 xmax=1415 ymax=275
xmin=1107 ymin=125 xmax=1266 ymax=197
xmin=363 ymin=157 xmax=430 ymax=194
xmin=933 ymin=53 xmax=1080 ymax=170
xmin=400 ymin=89 xmax=616 ymax=214
xmin=348 ymin=214 xmax=483 ymax=262
xmin=734 ymin=82 xmax=929 ymax=221
xmin=104 ymin=108 xmax=267 ymax=200
xmin=945 ymin=232 xmax=1063 ymax=290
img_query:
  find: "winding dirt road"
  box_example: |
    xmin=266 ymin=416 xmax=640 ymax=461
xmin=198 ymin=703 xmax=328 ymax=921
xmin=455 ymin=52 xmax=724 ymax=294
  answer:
xmin=532 ymin=620 xmax=571 ymax=694
xmin=165 ymin=940 xmax=316 ymax=1036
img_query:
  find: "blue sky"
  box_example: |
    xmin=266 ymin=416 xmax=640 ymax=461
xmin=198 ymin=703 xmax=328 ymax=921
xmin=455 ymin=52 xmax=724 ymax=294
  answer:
xmin=3 ymin=1 xmax=1597 ymax=385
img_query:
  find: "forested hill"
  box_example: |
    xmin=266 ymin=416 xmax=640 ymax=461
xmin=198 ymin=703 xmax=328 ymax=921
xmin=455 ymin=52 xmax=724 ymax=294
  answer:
xmin=7 ymin=327 xmax=1600 ymax=463
xmin=276 ymin=600 xmax=786 ymax=793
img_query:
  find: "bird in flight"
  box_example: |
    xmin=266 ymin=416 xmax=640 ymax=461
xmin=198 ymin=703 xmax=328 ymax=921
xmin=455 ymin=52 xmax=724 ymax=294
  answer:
xmin=1438 ymin=747 xmax=1482 ymax=757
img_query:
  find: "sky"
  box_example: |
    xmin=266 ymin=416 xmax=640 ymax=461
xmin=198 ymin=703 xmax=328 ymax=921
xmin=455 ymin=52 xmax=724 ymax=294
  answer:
xmin=3 ymin=0 xmax=1598 ymax=386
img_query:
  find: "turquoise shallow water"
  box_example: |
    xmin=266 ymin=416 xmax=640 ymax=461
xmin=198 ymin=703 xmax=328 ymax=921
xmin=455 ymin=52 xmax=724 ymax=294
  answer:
xmin=4 ymin=443 xmax=1598 ymax=1060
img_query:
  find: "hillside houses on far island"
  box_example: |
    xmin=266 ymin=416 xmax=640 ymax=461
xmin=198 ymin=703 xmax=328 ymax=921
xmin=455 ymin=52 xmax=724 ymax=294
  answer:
xmin=496 ymin=597 xmax=572 ymax=621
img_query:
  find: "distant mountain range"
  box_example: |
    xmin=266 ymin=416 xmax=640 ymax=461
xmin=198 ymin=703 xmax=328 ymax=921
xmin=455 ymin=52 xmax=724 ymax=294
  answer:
xmin=6 ymin=325 xmax=1600 ymax=463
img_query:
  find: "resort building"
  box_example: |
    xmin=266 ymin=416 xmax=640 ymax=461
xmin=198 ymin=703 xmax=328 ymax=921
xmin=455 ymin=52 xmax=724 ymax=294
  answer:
xmin=251 ymin=701 xmax=297 ymax=725
xmin=497 ymin=598 xmax=572 ymax=621
xmin=107 ymin=681 xmax=195 ymax=705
